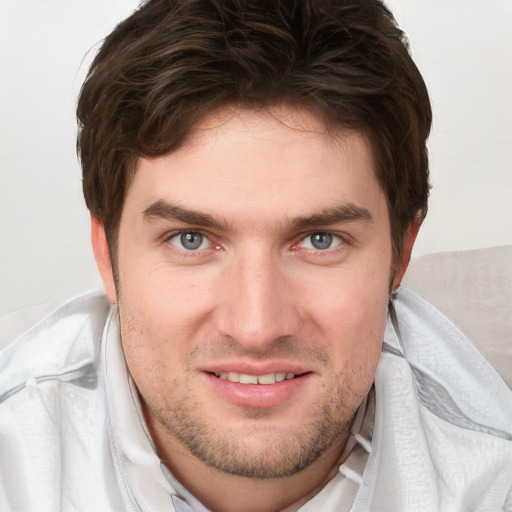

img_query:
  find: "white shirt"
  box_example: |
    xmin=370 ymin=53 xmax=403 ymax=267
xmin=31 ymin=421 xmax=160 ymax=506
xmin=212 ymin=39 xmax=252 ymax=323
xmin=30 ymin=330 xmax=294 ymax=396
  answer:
xmin=1 ymin=288 xmax=511 ymax=511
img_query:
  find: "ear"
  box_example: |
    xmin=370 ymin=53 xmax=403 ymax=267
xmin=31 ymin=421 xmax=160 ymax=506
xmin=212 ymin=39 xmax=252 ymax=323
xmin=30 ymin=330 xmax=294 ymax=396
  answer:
xmin=391 ymin=217 xmax=422 ymax=291
xmin=91 ymin=215 xmax=118 ymax=304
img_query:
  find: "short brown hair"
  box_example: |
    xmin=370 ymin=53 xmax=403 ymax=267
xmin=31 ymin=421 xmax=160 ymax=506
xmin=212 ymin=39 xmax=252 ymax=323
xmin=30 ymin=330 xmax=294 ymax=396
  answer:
xmin=77 ymin=0 xmax=431 ymax=264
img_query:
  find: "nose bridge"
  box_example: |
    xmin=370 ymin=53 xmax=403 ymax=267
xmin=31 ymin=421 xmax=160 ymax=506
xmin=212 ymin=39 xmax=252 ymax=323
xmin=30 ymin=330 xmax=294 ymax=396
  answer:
xmin=218 ymin=244 xmax=299 ymax=349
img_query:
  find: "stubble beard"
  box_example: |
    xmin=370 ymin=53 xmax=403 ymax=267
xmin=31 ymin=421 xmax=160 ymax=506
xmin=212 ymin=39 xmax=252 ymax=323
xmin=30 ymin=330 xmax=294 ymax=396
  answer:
xmin=118 ymin=294 xmax=367 ymax=481
xmin=144 ymin=374 xmax=356 ymax=480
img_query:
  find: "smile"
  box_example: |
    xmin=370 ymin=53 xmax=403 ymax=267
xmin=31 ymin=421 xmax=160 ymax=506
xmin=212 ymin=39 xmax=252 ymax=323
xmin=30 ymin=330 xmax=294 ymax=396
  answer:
xmin=214 ymin=372 xmax=297 ymax=385
xmin=206 ymin=369 xmax=312 ymax=408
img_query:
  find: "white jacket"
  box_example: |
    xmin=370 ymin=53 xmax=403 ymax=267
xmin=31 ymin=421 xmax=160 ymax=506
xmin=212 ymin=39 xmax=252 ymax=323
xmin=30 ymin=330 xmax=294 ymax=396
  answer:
xmin=1 ymin=288 xmax=511 ymax=512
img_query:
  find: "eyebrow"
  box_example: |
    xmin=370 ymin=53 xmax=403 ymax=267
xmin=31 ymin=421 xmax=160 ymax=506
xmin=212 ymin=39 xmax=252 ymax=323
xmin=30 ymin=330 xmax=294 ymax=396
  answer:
xmin=143 ymin=200 xmax=232 ymax=231
xmin=286 ymin=204 xmax=373 ymax=232
xmin=142 ymin=200 xmax=373 ymax=232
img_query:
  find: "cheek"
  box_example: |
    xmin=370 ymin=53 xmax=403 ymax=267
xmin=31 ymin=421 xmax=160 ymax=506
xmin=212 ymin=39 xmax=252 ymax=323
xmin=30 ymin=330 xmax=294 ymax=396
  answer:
xmin=307 ymin=260 xmax=390 ymax=331
xmin=303 ymin=258 xmax=390 ymax=374
xmin=117 ymin=290 xmax=188 ymax=412
xmin=325 ymin=291 xmax=387 ymax=366
xmin=119 ymin=259 xmax=215 ymax=335
xmin=326 ymin=291 xmax=387 ymax=400
xmin=116 ymin=267 xmax=222 ymax=400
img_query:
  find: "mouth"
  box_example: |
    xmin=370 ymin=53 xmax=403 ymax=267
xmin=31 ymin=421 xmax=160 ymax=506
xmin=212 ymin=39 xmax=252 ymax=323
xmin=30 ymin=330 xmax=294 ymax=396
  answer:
xmin=204 ymin=369 xmax=312 ymax=408
xmin=211 ymin=372 xmax=303 ymax=385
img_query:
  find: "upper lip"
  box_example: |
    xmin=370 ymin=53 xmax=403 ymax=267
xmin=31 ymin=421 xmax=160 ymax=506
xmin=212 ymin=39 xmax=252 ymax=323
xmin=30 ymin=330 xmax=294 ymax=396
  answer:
xmin=200 ymin=361 xmax=312 ymax=376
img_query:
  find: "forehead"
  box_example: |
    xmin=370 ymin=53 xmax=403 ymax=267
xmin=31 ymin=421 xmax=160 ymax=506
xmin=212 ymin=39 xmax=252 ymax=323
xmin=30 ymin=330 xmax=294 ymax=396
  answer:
xmin=123 ymin=106 xmax=385 ymax=228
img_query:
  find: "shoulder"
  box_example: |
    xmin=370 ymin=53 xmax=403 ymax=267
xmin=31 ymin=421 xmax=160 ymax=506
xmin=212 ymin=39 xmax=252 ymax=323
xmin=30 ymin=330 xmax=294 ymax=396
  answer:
xmin=0 ymin=292 xmax=111 ymax=401
xmin=0 ymin=293 xmax=118 ymax=510
xmin=386 ymin=287 xmax=512 ymax=433
xmin=365 ymin=288 xmax=512 ymax=510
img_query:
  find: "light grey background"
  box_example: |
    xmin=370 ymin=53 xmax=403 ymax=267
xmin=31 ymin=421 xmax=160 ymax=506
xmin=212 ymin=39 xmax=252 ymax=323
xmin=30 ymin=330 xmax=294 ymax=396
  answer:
xmin=1 ymin=0 xmax=511 ymax=316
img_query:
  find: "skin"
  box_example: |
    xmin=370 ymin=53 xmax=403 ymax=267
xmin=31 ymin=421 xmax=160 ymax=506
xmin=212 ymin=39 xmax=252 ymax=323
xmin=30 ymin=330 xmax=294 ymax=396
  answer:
xmin=92 ymin=106 xmax=419 ymax=512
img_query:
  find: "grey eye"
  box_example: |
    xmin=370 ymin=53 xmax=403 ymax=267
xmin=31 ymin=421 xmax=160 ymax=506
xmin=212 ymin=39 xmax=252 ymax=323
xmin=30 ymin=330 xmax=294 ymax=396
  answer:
xmin=181 ymin=232 xmax=203 ymax=250
xmin=170 ymin=231 xmax=208 ymax=251
xmin=309 ymin=232 xmax=333 ymax=250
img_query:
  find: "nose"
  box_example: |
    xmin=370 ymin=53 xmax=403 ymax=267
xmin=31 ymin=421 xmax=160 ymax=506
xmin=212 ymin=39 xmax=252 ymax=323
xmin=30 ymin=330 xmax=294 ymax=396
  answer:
xmin=214 ymin=247 xmax=301 ymax=351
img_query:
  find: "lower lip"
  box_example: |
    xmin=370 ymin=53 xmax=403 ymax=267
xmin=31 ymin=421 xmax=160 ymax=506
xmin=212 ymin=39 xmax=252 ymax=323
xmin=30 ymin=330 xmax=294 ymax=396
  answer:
xmin=204 ymin=373 xmax=312 ymax=409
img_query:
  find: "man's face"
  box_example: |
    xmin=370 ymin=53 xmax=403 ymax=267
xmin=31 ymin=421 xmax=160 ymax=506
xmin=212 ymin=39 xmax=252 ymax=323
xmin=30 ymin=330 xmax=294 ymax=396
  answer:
xmin=110 ymin=107 xmax=394 ymax=479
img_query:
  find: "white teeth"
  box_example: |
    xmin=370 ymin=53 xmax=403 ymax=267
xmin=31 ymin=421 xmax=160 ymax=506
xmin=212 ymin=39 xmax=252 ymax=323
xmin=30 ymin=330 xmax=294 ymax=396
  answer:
xmin=257 ymin=374 xmax=276 ymax=385
xmin=240 ymin=374 xmax=258 ymax=384
xmin=216 ymin=372 xmax=296 ymax=385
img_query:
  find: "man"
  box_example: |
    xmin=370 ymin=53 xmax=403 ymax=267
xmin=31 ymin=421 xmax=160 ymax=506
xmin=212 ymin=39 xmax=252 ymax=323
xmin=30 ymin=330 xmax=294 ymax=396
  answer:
xmin=1 ymin=0 xmax=511 ymax=511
